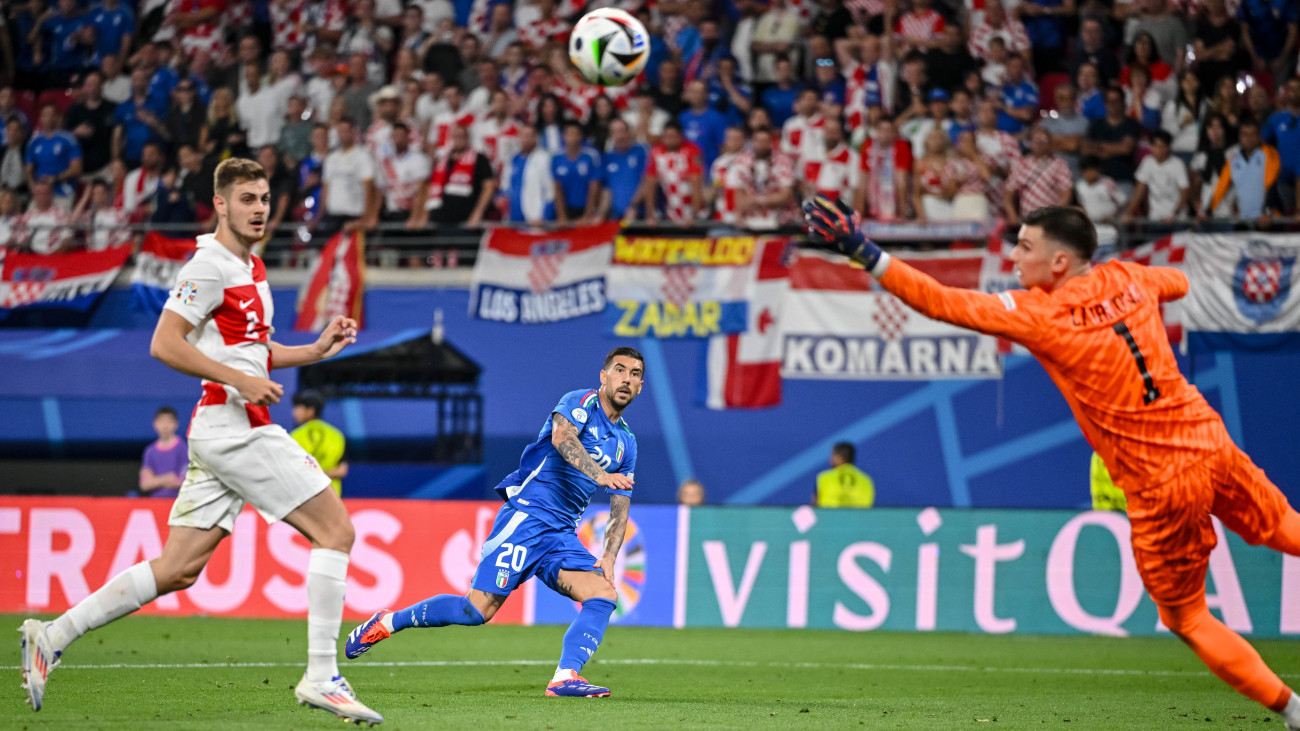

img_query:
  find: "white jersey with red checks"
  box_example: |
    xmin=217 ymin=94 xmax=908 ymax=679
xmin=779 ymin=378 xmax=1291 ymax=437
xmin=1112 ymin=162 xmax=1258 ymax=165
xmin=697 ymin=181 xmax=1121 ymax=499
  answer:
xmin=845 ymin=0 xmax=887 ymax=22
xmin=226 ymin=0 xmax=254 ymax=32
xmin=301 ymin=0 xmax=347 ymax=54
xmin=801 ymin=144 xmax=860 ymax=202
xmin=163 ymin=235 xmax=276 ymax=440
xmin=553 ymin=74 xmax=602 ymax=122
xmin=648 ymin=142 xmax=704 ymax=224
xmin=731 ymin=149 xmax=797 ymax=229
xmin=472 ymin=115 xmax=522 ymax=174
xmin=1007 ymin=153 xmax=1074 ymax=216
xmin=520 ymin=18 xmax=571 ymax=50
xmin=167 ymin=0 xmax=228 ymax=58
xmin=378 ymin=148 xmax=432 ymax=212
xmin=968 ymin=18 xmax=1032 ymax=62
xmin=860 ymin=137 xmax=913 ymax=220
xmin=781 ymin=114 xmax=825 ymax=161
xmin=270 ymin=0 xmax=309 ymax=52
xmin=427 ymin=107 xmax=478 ymax=150
xmin=894 ymin=9 xmax=944 ymax=55
xmin=975 ymin=129 xmax=1022 ymax=218
xmin=19 ymin=206 xmax=71 ymax=255
xmin=710 ymin=151 xmax=744 ymax=224
xmin=365 ymin=118 xmax=416 ymax=161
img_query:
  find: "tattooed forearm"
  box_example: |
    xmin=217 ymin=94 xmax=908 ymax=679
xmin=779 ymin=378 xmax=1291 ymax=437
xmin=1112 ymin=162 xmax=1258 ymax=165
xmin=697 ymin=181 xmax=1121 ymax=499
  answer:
xmin=603 ymin=494 xmax=630 ymax=559
xmin=552 ymin=414 xmax=608 ymax=484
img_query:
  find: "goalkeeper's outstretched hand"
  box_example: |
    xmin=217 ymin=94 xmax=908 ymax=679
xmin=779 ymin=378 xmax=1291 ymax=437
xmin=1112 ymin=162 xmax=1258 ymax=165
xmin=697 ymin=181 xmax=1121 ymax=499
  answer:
xmin=802 ymin=196 xmax=882 ymax=270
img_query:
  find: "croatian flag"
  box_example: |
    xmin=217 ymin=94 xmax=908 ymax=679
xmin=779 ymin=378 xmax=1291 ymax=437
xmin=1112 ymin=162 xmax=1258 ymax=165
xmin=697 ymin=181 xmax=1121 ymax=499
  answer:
xmin=1 ymin=245 xmax=133 ymax=314
xmin=701 ymin=238 xmax=792 ymax=409
xmin=131 ymin=232 xmax=197 ymax=314
xmin=470 ymin=223 xmax=616 ymax=324
xmin=296 ymin=231 xmax=366 ymax=332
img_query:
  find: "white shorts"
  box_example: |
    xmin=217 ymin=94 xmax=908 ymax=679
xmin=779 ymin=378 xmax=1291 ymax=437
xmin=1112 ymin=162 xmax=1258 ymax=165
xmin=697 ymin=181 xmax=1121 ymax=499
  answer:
xmin=168 ymin=425 xmax=331 ymax=533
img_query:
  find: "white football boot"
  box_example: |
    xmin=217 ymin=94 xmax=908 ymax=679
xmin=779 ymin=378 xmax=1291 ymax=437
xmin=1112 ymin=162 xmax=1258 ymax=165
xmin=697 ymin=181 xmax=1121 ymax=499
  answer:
xmin=19 ymin=619 xmax=60 ymax=711
xmin=295 ymin=674 xmax=384 ymax=726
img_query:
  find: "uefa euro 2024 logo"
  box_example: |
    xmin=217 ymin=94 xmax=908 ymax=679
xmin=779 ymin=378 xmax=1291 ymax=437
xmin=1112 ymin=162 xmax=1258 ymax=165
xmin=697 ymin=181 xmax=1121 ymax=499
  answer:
xmin=1233 ymin=241 xmax=1295 ymax=325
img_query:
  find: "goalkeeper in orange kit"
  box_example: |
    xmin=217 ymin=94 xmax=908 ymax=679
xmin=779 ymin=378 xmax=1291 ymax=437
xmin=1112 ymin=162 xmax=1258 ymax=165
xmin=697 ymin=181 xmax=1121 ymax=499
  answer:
xmin=805 ymin=198 xmax=1300 ymax=726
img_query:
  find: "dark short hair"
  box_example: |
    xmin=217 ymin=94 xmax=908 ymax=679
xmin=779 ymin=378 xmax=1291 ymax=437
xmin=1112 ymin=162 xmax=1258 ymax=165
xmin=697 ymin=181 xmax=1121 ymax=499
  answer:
xmin=1080 ymin=155 xmax=1102 ymax=171
xmin=663 ymin=120 xmax=683 ymax=134
xmin=562 ymin=119 xmax=583 ymax=134
xmin=1239 ymin=119 xmax=1261 ymax=133
xmin=832 ymin=442 xmax=855 ymax=464
xmin=293 ymin=390 xmax=325 ymax=416
xmin=1149 ymin=129 xmax=1173 ymax=146
xmin=603 ymin=347 xmax=645 ymax=372
xmin=1021 ymin=206 xmax=1098 ymax=260
xmin=155 ymin=406 xmax=178 ymax=420
xmin=392 ymin=121 xmax=409 ymax=133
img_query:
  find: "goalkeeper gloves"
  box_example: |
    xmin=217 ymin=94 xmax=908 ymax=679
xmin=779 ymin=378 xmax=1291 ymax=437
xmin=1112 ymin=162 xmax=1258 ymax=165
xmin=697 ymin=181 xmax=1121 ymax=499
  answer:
xmin=802 ymin=195 xmax=883 ymax=271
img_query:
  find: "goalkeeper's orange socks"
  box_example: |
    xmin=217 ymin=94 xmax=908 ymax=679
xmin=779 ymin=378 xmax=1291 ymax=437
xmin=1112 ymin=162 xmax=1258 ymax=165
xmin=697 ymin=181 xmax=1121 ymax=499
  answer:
xmin=1158 ymin=598 xmax=1295 ymax=720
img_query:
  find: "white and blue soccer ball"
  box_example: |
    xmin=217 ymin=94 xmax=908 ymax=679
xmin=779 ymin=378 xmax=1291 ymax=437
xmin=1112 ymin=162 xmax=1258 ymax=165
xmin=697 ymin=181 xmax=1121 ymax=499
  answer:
xmin=568 ymin=8 xmax=650 ymax=87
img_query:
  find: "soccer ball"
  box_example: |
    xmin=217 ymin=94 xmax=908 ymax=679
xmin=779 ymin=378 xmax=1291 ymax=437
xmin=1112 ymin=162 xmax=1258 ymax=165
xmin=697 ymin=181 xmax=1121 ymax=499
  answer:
xmin=568 ymin=8 xmax=650 ymax=87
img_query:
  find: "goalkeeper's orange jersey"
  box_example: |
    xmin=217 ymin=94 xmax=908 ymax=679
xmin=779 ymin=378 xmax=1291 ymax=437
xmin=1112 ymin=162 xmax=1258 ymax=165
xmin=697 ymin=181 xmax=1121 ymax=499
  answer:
xmin=879 ymin=256 xmax=1228 ymax=492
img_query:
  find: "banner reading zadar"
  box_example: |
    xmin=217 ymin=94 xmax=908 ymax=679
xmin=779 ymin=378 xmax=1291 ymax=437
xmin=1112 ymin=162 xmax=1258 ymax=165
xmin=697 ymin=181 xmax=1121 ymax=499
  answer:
xmin=470 ymin=224 xmax=616 ymax=324
xmin=606 ymin=234 xmax=763 ymax=338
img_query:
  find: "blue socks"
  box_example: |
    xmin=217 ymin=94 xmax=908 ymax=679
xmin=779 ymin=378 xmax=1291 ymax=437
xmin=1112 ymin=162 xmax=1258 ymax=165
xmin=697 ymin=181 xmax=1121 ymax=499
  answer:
xmin=558 ymin=598 xmax=617 ymax=673
xmin=391 ymin=595 xmax=485 ymax=632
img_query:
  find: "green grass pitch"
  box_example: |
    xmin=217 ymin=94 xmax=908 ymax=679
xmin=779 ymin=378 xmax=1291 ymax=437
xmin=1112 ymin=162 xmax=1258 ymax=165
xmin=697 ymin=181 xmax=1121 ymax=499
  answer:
xmin=4 ymin=614 xmax=1297 ymax=729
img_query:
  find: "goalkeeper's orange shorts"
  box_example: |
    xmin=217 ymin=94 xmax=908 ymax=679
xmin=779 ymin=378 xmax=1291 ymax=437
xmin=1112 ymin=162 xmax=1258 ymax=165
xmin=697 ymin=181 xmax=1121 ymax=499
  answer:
xmin=1126 ymin=443 xmax=1290 ymax=606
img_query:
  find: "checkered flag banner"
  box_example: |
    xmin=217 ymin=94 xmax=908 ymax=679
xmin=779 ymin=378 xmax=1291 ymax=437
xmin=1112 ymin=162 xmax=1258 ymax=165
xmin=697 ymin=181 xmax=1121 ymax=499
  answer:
xmin=1179 ymin=233 xmax=1300 ymax=351
xmin=469 ymin=224 xmax=618 ymax=324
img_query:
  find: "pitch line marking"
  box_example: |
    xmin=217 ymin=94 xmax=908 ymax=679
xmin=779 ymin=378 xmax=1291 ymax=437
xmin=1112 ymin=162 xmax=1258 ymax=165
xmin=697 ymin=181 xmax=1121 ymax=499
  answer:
xmin=5 ymin=658 xmax=1296 ymax=679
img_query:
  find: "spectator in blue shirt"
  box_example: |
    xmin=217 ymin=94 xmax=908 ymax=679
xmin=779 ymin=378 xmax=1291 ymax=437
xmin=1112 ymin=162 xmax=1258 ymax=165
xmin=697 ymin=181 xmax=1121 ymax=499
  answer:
xmin=113 ymin=67 xmax=168 ymax=168
xmin=600 ymin=118 xmax=650 ymax=223
xmin=144 ymin=43 xmax=180 ymax=112
xmin=760 ymin=56 xmax=802 ymax=129
xmin=35 ymin=0 xmax=92 ymax=87
xmin=1262 ymin=76 xmax=1300 ymax=213
xmin=679 ymin=80 xmax=728 ymax=170
xmin=997 ymin=56 xmax=1039 ymax=135
xmin=1239 ymin=0 xmax=1300 ymax=80
xmin=504 ymin=126 xmax=555 ymax=225
xmin=25 ymin=103 xmax=82 ymax=202
xmin=707 ymin=56 xmax=753 ymax=128
xmin=635 ymin=5 xmax=671 ymax=87
xmin=807 ymin=56 xmax=847 ymax=107
xmin=1017 ymin=0 xmax=1071 ymax=75
xmin=552 ymin=121 xmax=602 ymax=224
xmin=88 ymin=0 xmax=135 ymax=66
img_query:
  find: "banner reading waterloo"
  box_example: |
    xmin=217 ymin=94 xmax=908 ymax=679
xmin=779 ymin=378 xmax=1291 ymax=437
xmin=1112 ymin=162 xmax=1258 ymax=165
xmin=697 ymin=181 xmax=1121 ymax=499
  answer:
xmin=606 ymin=234 xmax=767 ymax=338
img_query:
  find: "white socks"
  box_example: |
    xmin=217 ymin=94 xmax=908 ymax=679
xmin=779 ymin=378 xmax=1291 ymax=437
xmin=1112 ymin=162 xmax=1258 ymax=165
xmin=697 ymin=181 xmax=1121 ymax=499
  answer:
xmin=552 ymin=668 xmax=577 ymax=683
xmin=380 ymin=612 xmax=396 ymax=633
xmin=46 ymin=562 xmax=158 ymax=654
xmin=306 ymin=548 xmax=350 ymax=682
xmin=1282 ymin=693 xmax=1300 ymax=730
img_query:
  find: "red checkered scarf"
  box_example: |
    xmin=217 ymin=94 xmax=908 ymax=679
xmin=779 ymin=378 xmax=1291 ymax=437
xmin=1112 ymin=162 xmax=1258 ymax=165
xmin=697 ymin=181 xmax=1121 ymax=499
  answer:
xmin=428 ymin=147 xmax=480 ymax=203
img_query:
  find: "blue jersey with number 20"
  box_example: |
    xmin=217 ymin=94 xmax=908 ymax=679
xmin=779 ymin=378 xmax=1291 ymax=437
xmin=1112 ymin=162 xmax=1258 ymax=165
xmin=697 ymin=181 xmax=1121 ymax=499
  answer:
xmin=493 ymin=388 xmax=637 ymax=530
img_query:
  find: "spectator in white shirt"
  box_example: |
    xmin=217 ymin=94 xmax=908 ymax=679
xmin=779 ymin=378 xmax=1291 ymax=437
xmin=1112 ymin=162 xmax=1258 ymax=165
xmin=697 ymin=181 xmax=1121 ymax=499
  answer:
xmin=101 ymin=53 xmax=132 ymax=105
xmin=377 ymin=122 xmax=432 ymax=225
xmin=73 ymin=180 xmax=132 ymax=251
xmin=1075 ymin=156 xmax=1128 ymax=222
xmin=20 ymin=181 xmax=72 ymax=255
xmin=1125 ymin=130 xmax=1190 ymax=223
xmin=751 ymin=0 xmax=801 ymax=84
xmin=237 ymin=62 xmax=287 ymax=150
xmin=318 ymin=118 xmax=378 ymax=239
xmin=121 ymin=142 xmax=165 ymax=220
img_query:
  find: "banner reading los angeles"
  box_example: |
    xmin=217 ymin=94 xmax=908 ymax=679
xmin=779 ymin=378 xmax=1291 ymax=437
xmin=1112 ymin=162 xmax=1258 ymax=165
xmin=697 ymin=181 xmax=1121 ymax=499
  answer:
xmin=606 ymin=234 xmax=767 ymax=338
xmin=470 ymin=223 xmax=616 ymax=323
xmin=0 ymin=245 xmax=132 ymax=313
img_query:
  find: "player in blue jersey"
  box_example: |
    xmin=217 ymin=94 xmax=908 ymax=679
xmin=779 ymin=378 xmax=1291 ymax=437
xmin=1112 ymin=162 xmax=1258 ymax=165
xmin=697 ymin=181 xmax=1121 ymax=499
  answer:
xmin=345 ymin=347 xmax=644 ymax=698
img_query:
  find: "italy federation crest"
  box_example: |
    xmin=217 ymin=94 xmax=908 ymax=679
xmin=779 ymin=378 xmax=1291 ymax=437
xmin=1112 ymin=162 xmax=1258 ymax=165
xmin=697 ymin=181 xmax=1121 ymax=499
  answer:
xmin=495 ymin=568 xmax=510 ymax=589
xmin=1233 ymin=242 xmax=1295 ymax=325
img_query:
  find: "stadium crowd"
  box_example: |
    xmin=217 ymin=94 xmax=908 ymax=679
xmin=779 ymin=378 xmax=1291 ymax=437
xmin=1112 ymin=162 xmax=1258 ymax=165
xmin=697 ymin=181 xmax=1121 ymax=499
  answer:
xmin=0 ymin=0 xmax=1298 ymax=254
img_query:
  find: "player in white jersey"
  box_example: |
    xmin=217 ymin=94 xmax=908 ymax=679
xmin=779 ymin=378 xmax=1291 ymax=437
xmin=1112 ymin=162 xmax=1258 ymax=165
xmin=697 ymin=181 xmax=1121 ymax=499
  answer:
xmin=18 ymin=158 xmax=383 ymax=726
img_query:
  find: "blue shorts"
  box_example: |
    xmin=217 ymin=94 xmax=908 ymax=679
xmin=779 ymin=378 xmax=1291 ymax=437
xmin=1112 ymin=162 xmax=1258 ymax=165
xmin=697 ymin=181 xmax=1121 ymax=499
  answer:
xmin=470 ymin=503 xmax=600 ymax=597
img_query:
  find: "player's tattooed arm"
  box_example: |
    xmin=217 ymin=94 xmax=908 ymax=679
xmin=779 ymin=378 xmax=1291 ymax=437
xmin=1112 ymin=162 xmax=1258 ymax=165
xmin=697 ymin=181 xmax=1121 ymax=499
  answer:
xmin=602 ymin=494 xmax=631 ymax=559
xmin=551 ymin=414 xmax=610 ymax=484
